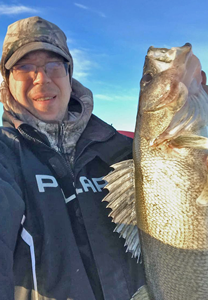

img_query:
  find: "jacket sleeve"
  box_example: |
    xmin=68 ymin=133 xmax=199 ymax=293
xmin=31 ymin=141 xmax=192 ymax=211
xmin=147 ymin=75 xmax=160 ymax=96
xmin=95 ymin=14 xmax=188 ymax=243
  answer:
xmin=0 ymin=141 xmax=25 ymax=300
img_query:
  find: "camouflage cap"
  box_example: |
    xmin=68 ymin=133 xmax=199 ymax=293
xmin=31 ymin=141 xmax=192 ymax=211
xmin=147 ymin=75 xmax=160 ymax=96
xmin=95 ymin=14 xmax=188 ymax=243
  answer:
xmin=0 ymin=16 xmax=73 ymax=80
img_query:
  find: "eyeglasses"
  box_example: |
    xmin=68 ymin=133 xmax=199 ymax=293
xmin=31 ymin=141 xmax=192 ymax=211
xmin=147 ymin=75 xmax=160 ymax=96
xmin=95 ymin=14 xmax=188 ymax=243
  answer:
xmin=11 ymin=61 xmax=70 ymax=81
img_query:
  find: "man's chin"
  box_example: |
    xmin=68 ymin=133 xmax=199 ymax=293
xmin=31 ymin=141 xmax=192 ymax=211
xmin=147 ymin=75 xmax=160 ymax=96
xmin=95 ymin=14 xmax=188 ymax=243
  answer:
xmin=33 ymin=111 xmax=67 ymax=124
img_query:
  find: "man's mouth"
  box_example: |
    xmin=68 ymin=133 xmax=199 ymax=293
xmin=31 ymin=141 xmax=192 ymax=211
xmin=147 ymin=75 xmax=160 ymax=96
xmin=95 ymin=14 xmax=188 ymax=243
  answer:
xmin=33 ymin=96 xmax=56 ymax=101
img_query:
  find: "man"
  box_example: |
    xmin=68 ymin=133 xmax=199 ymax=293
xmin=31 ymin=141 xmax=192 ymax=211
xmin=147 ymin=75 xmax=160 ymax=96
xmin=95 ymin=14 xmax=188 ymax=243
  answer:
xmin=0 ymin=16 xmax=145 ymax=300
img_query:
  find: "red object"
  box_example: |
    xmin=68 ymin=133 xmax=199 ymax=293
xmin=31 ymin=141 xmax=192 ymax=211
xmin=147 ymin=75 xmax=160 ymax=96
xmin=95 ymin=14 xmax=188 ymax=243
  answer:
xmin=118 ymin=131 xmax=134 ymax=138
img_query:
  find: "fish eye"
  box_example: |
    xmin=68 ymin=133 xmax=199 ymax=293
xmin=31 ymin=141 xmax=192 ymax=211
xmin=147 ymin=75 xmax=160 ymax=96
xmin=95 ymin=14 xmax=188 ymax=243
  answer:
xmin=141 ymin=73 xmax=153 ymax=86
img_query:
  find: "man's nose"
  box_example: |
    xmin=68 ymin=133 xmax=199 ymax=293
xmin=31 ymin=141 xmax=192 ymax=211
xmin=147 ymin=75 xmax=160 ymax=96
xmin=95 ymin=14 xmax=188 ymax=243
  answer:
xmin=33 ymin=67 xmax=51 ymax=84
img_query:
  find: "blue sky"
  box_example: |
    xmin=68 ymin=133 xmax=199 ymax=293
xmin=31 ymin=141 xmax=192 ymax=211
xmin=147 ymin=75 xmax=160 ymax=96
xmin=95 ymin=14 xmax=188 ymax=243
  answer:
xmin=0 ymin=1 xmax=207 ymax=131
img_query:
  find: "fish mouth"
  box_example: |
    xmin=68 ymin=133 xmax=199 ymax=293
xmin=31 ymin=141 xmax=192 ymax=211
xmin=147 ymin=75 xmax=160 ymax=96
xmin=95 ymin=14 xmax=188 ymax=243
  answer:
xmin=147 ymin=43 xmax=192 ymax=64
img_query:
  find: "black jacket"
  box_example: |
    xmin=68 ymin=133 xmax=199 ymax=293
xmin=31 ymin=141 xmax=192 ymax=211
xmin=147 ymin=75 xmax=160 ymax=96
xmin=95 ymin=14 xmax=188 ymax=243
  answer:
xmin=0 ymin=113 xmax=145 ymax=300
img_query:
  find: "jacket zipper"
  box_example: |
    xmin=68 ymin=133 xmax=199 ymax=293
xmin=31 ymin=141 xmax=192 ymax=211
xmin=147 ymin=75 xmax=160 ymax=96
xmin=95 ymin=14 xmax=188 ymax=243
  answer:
xmin=57 ymin=122 xmax=75 ymax=178
xmin=57 ymin=122 xmax=64 ymax=153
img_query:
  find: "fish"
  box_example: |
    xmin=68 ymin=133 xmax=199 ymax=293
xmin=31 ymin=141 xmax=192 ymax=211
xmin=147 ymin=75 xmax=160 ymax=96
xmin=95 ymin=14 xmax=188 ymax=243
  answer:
xmin=103 ymin=43 xmax=208 ymax=300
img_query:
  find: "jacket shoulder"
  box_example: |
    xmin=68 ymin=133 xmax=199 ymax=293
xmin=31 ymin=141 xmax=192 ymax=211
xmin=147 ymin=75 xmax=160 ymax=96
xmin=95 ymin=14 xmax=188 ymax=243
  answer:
xmin=0 ymin=126 xmax=22 ymax=148
xmin=0 ymin=126 xmax=24 ymax=187
xmin=87 ymin=115 xmax=133 ymax=164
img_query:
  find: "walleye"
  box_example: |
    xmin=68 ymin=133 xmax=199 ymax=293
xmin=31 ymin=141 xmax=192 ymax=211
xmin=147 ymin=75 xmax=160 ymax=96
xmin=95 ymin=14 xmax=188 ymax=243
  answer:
xmin=103 ymin=44 xmax=208 ymax=300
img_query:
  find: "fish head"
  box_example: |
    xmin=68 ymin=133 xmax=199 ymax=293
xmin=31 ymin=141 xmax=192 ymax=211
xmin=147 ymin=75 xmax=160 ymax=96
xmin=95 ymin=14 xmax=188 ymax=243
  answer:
xmin=137 ymin=43 xmax=202 ymax=144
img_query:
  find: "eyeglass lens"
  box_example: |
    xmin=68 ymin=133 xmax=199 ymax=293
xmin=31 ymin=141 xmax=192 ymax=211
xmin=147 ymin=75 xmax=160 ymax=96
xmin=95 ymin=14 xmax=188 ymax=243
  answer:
xmin=12 ymin=61 xmax=69 ymax=81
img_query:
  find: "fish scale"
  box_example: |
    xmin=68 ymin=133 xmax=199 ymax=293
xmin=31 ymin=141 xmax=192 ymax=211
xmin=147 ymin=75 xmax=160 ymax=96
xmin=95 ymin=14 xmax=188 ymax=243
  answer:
xmin=103 ymin=44 xmax=208 ymax=299
xmin=136 ymin=138 xmax=208 ymax=299
xmin=141 ymin=232 xmax=208 ymax=299
xmin=135 ymin=137 xmax=208 ymax=249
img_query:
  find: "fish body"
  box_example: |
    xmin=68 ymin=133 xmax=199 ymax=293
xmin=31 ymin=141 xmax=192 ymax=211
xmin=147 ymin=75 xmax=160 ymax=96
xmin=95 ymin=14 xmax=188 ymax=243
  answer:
xmin=103 ymin=44 xmax=208 ymax=299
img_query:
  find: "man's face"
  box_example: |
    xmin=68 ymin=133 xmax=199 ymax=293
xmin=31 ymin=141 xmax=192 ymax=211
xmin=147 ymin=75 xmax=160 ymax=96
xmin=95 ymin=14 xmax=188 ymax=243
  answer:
xmin=8 ymin=50 xmax=71 ymax=122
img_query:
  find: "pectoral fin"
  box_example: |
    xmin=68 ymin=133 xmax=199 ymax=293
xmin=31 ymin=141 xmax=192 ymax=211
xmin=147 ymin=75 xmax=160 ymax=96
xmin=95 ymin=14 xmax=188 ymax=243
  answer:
xmin=171 ymin=134 xmax=208 ymax=149
xmin=171 ymin=134 xmax=208 ymax=206
xmin=103 ymin=159 xmax=141 ymax=259
xmin=130 ymin=285 xmax=151 ymax=300
xmin=197 ymin=170 xmax=208 ymax=206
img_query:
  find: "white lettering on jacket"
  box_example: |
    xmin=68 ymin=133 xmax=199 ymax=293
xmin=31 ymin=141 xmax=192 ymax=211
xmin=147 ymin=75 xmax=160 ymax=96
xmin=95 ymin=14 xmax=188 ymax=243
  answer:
xmin=35 ymin=174 xmax=107 ymax=203
xmin=36 ymin=175 xmax=58 ymax=192
xmin=80 ymin=176 xmax=97 ymax=192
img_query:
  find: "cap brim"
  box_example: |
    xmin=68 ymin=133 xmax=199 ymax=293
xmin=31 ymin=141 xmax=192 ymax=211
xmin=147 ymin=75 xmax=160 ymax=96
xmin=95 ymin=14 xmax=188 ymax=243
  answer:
xmin=5 ymin=42 xmax=71 ymax=69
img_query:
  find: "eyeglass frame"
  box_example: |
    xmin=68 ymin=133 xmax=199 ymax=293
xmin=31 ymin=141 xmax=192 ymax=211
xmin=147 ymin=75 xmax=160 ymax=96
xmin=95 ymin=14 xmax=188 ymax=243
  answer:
xmin=10 ymin=61 xmax=70 ymax=81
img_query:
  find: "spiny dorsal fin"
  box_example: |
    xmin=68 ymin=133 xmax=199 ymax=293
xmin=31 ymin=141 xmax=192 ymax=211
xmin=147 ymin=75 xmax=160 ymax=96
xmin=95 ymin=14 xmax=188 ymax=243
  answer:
xmin=103 ymin=159 xmax=141 ymax=259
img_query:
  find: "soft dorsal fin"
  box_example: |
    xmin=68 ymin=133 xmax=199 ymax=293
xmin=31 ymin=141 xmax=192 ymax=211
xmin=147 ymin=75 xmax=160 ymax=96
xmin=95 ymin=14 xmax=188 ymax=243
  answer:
xmin=103 ymin=159 xmax=141 ymax=259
